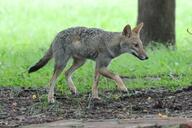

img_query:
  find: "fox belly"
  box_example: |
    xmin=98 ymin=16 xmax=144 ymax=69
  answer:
xmin=73 ymin=49 xmax=98 ymax=60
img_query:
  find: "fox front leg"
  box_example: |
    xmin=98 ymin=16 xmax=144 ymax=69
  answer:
xmin=96 ymin=56 xmax=128 ymax=94
xmin=98 ymin=67 xmax=128 ymax=92
xmin=91 ymin=56 xmax=111 ymax=99
xmin=92 ymin=69 xmax=101 ymax=99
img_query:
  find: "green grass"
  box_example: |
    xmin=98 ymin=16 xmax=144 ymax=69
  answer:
xmin=0 ymin=0 xmax=192 ymax=93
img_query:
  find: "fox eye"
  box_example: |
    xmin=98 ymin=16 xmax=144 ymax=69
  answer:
xmin=134 ymin=44 xmax=138 ymax=47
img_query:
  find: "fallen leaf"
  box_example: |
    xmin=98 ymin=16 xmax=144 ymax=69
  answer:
xmin=32 ymin=94 xmax=37 ymax=100
xmin=158 ymin=113 xmax=168 ymax=119
xmin=12 ymin=102 xmax=17 ymax=106
xmin=147 ymin=97 xmax=152 ymax=100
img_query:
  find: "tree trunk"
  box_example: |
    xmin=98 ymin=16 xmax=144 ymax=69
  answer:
xmin=137 ymin=0 xmax=175 ymax=47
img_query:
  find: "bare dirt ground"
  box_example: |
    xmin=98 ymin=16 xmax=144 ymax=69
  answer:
xmin=22 ymin=118 xmax=192 ymax=128
xmin=1 ymin=86 xmax=192 ymax=127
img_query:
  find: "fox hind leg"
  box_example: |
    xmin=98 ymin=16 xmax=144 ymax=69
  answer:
xmin=48 ymin=53 xmax=70 ymax=103
xmin=65 ymin=58 xmax=86 ymax=95
xmin=48 ymin=66 xmax=63 ymax=103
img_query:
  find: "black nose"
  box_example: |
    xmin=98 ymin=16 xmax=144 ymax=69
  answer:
xmin=140 ymin=55 xmax=148 ymax=60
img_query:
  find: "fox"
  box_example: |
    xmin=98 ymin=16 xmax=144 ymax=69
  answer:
xmin=28 ymin=22 xmax=148 ymax=103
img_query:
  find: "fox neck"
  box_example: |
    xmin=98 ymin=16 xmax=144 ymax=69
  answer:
xmin=106 ymin=35 xmax=125 ymax=58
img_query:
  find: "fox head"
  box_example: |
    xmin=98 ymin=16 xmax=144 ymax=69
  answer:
xmin=120 ymin=22 xmax=148 ymax=60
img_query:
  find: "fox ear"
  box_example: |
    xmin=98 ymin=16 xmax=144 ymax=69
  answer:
xmin=132 ymin=22 xmax=144 ymax=34
xmin=122 ymin=24 xmax=131 ymax=37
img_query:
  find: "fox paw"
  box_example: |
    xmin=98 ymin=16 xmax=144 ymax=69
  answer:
xmin=92 ymin=96 xmax=101 ymax=100
xmin=71 ymin=91 xmax=79 ymax=97
xmin=118 ymin=87 xmax=128 ymax=93
xmin=48 ymin=96 xmax=55 ymax=103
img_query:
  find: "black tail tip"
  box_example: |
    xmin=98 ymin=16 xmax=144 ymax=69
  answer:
xmin=28 ymin=67 xmax=36 ymax=73
xmin=28 ymin=68 xmax=33 ymax=73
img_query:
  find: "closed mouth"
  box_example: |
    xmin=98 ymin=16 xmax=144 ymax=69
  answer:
xmin=131 ymin=52 xmax=147 ymax=60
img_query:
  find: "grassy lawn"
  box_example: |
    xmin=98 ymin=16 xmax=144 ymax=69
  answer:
xmin=0 ymin=0 xmax=192 ymax=93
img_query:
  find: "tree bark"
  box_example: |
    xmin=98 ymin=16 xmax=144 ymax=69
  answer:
xmin=137 ymin=0 xmax=175 ymax=47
